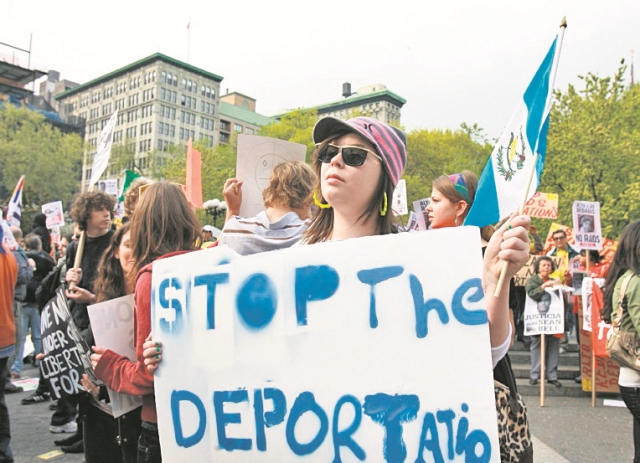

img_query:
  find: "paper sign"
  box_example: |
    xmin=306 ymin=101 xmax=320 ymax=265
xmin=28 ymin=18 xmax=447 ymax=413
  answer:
xmin=42 ymin=201 xmax=64 ymax=229
xmin=523 ymin=288 xmax=565 ymax=335
xmin=40 ymin=287 xmax=99 ymax=399
xmin=89 ymin=110 xmax=118 ymax=187
xmin=580 ymin=277 xmax=605 ymax=333
xmin=88 ymin=295 xmax=143 ymax=418
xmin=522 ymin=192 xmax=558 ymax=219
xmin=392 ymin=179 xmax=408 ymax=216
xmin=572 ymin=201 xmax=602 ymax=250
xmin=513 ymin=255 xmax=563 ymax=287
xmin=152 ymin=228 xmax=500 ymax=462
xmin=236 ymin=135 xmax=306 ymax=218
xmin=406 ymin=211 xmax=420 ymax=232
xmin=412 ymin=198 xmax=431 ymax=231
xmin=98 ymin=179 xmax=119 ymax=196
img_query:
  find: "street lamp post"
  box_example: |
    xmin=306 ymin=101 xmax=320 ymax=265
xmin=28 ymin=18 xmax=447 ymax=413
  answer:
xmin=203 ymin=198 xmax=227 ymax=229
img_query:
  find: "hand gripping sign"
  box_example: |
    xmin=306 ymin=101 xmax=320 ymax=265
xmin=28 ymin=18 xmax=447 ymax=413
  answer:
xmin=152 ymin=227 xmax=501 ymax=462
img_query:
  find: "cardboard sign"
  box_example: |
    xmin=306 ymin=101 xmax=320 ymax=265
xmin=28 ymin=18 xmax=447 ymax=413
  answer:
xmin=392 ymin=179 xmax=408 ymax=216
xmin=513 ymin=255 xmax=563 ymax=287
xmin=236 ymin=135 xmax=307 ymax=218
xmin=40 ymin=287 xmax=98 ymax=399
xmin=41 ymin=201 xmax=64 ymax=229
xmin=522 ymin=192 xmax=558 ymax=219
xmin=572 ymin=201 xmax=603 ymax=250
xmin=523 ymin=288 xmax=565 ymax=335
xmin=88 ymin=295 xmax=143 ymax=418
xmin=152 ymin=228 xmax=500 ymax=462
xmin=412 ymin=198 xmax=431 ymax=231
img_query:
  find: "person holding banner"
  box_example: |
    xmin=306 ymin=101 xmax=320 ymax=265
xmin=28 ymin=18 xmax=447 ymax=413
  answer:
xmin=526 ymin=256 xmax=563 ymax=387
xmin=601 ymin=220 xmax=640 ymax=463
xmin=92 ymin=182 xmax=202 ymax=463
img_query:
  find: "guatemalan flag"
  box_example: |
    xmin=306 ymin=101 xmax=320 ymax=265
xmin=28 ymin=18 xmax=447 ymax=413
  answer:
xmin=465 ymin=21 xmax=566 ymax=228
xmin=6 ymin=175 xmax=25 ymax=227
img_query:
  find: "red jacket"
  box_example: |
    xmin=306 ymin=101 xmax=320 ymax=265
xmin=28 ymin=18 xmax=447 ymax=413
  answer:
xmin=94 ymin=250 xmax=194 ymax=423
xmin=0 ymin=246 xmax=17 ymax=349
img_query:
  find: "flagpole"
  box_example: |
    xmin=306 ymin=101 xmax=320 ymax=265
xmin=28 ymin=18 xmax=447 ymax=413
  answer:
xmin=494 ymin=17 xmax=568 ymax=298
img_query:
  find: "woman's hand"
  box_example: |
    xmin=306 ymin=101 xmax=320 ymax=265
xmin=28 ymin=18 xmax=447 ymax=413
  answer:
xmin=65 ymin=268 xmax=82 ymax=285
xmin=66 ymin=287 xmax=96 ymax=304
xmin=90 ymin=346 xmax=106 ymax=369
xmin=142 ymin=334 xmax=163 ymax=373
xmin=81 ymin=373 xmax=100 ymax=398
xmin=222 ymin=178 xmax=243 ymax=220
xmin=484 ymin=214 xmax=531 ymax=290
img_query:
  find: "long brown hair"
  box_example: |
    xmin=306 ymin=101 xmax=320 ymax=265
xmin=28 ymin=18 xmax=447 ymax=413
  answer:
xmin=304 ymin=135 xmax=398 ymax=244
xmin=93 ymin=223 xmax=131 ymax=302
xmin=129 ymin=182 xmax=201 ymax=281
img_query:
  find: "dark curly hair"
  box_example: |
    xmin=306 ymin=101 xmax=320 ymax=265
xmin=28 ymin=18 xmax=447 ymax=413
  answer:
xmin=70 ymin=191 xmax=116 ymax=231
xmin=93 ymin=223 xmax=131 ymax=302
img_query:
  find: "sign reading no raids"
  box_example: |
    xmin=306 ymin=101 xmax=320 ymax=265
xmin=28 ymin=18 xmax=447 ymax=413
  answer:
xmin=152 ymin=228 xmax=500 ymax=462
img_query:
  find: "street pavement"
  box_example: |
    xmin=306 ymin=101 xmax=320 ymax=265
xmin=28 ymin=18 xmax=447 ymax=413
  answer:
xmin=4 ymin=362 xmax=634 ymax=462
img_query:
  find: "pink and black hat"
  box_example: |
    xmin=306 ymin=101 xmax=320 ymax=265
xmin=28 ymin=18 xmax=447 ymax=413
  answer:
xmin=312 ymin=116 xmax=407 ymax=187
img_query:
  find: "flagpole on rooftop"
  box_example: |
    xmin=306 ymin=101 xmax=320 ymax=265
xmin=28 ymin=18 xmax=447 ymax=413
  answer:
xmin=494 ymin=17 xmax=568 ymax=299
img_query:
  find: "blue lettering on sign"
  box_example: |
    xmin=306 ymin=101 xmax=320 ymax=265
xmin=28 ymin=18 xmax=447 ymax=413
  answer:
xmin=357 ymin=266 xmax=404 ymax=328
xmin=436 ymin=409 xmax=456 ymax=460
xmin=333 ymin=395 xmax=365 ymax=462
xmin=171 ymin=390 xmax=206 ymax=448
xmin=236 ymin=274 xmax=278 ymax=329
xmin=158 ymin=278 xmax=183 ymax=334
xmin=294 ymin=266 xmax=339 ymax=326
xmin=213 ymin=390 xmax=252 ymax=451
xmin=416 ymin=412 xmax=444 ymax=463
xmin=286 ymin=392 xmax=329 ymax=455
xmin=409 ymin=275 xmax=449 ymax=338
xmin=253 ymin=388 xmax=287 ymax=451
xmin=363 ymin=393 xmax=419 ymax=463
xmin=193 ymin=273 xmax=229 ymax=330
xmin=451 ymin=278 xmax=487 ymax=325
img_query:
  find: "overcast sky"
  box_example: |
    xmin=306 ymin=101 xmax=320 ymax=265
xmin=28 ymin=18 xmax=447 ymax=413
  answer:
xmin=2 ymin=1 xmax=638 ymax=139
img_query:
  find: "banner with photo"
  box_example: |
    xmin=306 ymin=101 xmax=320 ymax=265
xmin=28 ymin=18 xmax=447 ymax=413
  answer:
xmin=523 ymin=288 xmax=565 ymax=336
xmin=572 ymin=201 xmax=602 ymax=251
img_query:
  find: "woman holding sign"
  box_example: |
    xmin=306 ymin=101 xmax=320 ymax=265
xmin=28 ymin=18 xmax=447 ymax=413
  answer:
xmin=92 ymin=183 xmax=202 ymax=463
xmin=601 ymin=220 xmax=640 ymax=463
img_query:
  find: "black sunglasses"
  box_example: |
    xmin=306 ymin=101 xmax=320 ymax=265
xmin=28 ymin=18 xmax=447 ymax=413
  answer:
xmin=317 ymin=143 xmax=382 ymax=167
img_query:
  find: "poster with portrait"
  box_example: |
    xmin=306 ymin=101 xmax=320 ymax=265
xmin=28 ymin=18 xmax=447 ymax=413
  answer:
xmin=236 ymin=135 xmax=307 ymax=218
xmin=98 ymin=178 xmax=119 ymax=196
xmin=572 ymin=201 xmax=602 ymax=250
xmin=523 ymin=288 xmax=565 ymax=336
xmin=412 ymin=197 xmax=431 ymax=230
xmin=580 ymin=277 xmax=606 ymax=333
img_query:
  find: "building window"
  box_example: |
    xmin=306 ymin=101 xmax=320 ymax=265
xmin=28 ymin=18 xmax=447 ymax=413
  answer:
xmin=234 ymin=123 xmax=242 ymax=133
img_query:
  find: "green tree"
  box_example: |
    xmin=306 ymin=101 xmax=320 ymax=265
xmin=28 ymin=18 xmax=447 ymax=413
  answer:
xmin=0 ymin=104 xmax=83 ymax=220
xmin=539 ymin=65 xmax=640 ymax=239
xmin=259 ymin=109 xmax=318 ymax=161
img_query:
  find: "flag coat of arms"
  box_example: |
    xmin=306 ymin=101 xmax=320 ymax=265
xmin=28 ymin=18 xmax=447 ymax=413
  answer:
xmin=466 ymin=26 xmax=565 ymax=228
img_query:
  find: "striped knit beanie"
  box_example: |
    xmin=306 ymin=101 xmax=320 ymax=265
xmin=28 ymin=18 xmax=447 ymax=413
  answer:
xmin=312 ymin=116 xmax=407 ymax=187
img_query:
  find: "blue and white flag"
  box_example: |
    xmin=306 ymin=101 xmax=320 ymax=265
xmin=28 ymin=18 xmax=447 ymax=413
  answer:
xmin=6 ymin=175 xmax=25 ymax=227
xmin=465 ymin=25 xmax=565 ymax=228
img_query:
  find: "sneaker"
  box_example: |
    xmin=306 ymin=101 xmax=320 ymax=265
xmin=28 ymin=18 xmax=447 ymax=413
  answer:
xmin=50 ymin=421 xmax=77 ymax=434
xmin=21 ymin=391 xmax=50 ymax=405
xmin=4 ymin=381 xmax=23 ymax=394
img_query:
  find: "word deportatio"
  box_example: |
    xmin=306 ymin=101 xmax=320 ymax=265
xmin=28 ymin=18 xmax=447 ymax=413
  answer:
xmin=152 ymin=228 xmax=502 ymax=462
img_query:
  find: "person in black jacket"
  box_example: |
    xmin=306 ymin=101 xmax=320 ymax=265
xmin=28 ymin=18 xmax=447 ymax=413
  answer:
xmin=30 ymin=212 xmax=51 ymax=256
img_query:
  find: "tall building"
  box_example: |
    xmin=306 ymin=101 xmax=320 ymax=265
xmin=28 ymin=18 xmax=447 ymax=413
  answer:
xmin=56 ymin=53 xmax=224 ymax=185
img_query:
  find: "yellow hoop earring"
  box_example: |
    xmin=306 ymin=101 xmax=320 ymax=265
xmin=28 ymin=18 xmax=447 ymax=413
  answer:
xmin=313 ymin=191 xmax=331 ymax=209
xmin=380 ymin=192 xmax=388 ymax=217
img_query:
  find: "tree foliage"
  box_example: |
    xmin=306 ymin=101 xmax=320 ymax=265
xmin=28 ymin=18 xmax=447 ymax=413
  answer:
xmin=539 ymin=65 xmax=640 ymax=238
xmin=0 ymin=104 xmax=83 ymax=213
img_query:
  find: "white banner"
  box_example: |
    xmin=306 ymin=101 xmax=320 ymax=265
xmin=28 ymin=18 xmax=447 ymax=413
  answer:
xmin=572 ymin=201 xmax=602 ymax=251
xmin=88 ymin=295 xmax=143 ymax=417
xmin=524 ymin=288 xmax=565 ymax=336
xmin=89 ymin=110 xmax=119 ymax=187
xmin=152 ymin=227 xmax=500 ymax=462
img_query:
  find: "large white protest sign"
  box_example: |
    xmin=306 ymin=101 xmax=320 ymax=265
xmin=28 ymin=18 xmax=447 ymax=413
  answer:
xmin=236 ymin=135 xmax=306 ymax=218
xmin=152 ymin=227 xmax=500 ymax=462
xmin=89 ymin=110 xmax=119 ymax=187
xmin=88 ymin=295 xmax=143 ymax=417
xmin=572 ymin=201 xmax=602 ymax=250
xmin=523 ymin=288 xmax=565 ymax=336
xmin=41 ymin=201 xmax=64 ymax=229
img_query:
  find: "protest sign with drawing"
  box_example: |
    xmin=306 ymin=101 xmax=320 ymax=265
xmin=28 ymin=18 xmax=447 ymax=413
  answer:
xmin=40 ymin=287 xmax=99 ymax=399
xmin=523 ymin=288 xmax=565 ymax=336
xmin=572 ymin=201 xmax=602 ymax=250
xmin=391 ymin=178 xmax=407 ymax=216
xmin=88 ymin=295 xmax=143 ymax=417
xmin=41 ymin=201 xmax=64 ymax=229
xmin=151 ymin=227 xmax=501 ymax=462
xmin=235 ymin=135 xmax=306 ymax=218
xmin=580 ymin=277 xmax=605 ymax=333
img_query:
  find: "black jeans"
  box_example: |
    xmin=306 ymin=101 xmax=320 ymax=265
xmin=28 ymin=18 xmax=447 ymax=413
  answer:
xmin=137 ymin=421 xmax=161 ymax=463
xmin=620 ymin=385 xmax=640 ymax=463
xmin=0 ymin=358 xmax=13 ymax=463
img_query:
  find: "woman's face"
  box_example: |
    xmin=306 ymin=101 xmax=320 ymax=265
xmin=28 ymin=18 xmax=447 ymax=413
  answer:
xmin=320 ymin=133 xmax=382 ymax=219
xmin=58 ymin=238 xmax=69 ymax=257
xmin=426 ymin=188 xmax=463 ymax=229
xmin=538 ymin=260 xmax=553 ymax=278
xmin=114 ymin=231 xmax=134 ymax=276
